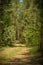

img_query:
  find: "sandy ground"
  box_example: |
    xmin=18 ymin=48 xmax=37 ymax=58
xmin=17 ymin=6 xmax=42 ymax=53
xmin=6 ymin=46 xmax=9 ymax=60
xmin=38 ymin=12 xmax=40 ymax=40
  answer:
xmin=0 ymin=44 xmax=41 ymax=65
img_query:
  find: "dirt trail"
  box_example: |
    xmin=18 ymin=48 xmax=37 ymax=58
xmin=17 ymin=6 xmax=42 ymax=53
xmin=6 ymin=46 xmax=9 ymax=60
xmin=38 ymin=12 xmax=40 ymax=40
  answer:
xmin=0 ymin=44 xmax=41 ymax=65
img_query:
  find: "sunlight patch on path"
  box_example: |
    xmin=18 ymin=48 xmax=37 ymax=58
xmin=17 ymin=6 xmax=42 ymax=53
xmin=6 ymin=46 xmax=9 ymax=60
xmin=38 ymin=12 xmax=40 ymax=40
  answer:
xmin=0 ymin=45 xmax=41 ymax=65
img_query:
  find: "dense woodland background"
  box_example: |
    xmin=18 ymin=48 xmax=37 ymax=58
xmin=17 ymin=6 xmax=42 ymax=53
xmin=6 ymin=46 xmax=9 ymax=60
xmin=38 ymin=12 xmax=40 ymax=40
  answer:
xmin=0 ymin=0 xmax=43 ymax=65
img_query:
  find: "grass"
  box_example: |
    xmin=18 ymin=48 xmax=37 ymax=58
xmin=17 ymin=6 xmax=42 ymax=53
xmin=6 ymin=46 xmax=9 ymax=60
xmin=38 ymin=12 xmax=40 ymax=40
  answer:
xmin=21 ymin=44 xmax=39 ymax=55
xmin=27 ymin=45 xmax=39 ymax=55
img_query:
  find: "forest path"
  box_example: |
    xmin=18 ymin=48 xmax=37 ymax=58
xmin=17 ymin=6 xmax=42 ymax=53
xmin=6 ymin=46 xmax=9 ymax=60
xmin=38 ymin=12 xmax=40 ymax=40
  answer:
xmin=0 ymin=44 xmax=40 ymax=65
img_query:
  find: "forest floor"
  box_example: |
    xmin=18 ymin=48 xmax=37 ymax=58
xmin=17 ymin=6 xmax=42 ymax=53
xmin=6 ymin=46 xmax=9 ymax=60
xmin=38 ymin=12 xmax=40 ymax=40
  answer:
xmin=0 ymin=43 xmax=41 ymax=65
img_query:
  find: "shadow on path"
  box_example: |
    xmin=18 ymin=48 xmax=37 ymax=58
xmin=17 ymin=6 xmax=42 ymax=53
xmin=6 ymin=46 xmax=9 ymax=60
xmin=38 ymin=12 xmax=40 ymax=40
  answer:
xmin=0 ymin=46 xmax=41 ymax=65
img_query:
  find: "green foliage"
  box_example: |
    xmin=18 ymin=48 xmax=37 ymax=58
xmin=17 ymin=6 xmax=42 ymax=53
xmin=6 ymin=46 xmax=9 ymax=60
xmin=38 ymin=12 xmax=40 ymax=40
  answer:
xmin=0 ymin=0 xmax=41 ymax=46
xmin=19 ymin=1 xmax=41 ymax=46
xmin=0 ymin=0 xmax=16 ymax=46
xmin=3 ymin=25 xmax=15 ymax=45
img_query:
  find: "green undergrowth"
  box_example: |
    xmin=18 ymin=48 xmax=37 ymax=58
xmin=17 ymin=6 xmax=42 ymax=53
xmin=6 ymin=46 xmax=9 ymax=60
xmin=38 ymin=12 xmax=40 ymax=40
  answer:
xmin=26 ymin=45 xmax=39 ymax=55
xmin=29 ymin=46 xmax=39 ymax=54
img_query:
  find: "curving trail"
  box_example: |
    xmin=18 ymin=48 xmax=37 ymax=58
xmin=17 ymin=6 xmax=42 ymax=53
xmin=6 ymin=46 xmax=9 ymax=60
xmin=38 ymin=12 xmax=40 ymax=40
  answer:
xmin=0 ymin=44 xmax=41 ymax=65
